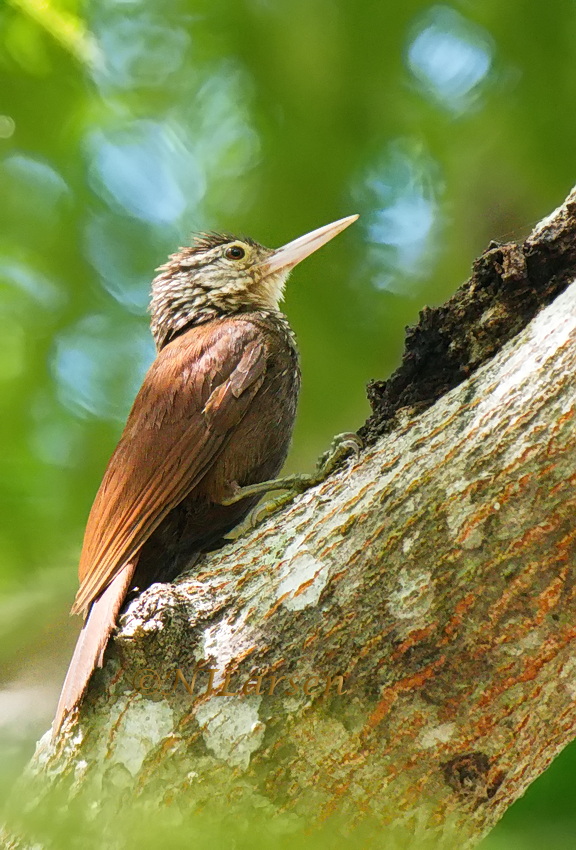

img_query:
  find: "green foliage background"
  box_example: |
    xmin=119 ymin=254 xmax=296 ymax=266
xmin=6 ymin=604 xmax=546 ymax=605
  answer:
xmin=1 ymin=0 xmax=576 ymax=846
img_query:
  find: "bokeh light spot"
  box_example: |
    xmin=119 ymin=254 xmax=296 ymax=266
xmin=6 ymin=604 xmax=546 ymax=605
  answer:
xmin=0 ymin=116 xmax=15 ymax=139
xmin=86 ymin=120 xmax=204 ymax=225
xmin=52 ymin=314 xmax=155 ymax=421
xmin=0 ymin=260 xmax=65 ymax=311
xmin=3 ymin=154 xmax=70 ymax=200
xmin=407 ymin=6 xmax=493 ymax=113
xmin=92 ymin=16 xmax=190 ymax=90
xmin=357 ymin=140 xmax=442 ymax=294
xmin=84 ymin=214 xmax=173 ymax=314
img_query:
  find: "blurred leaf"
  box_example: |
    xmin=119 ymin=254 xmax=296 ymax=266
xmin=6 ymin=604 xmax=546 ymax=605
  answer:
xmin=7 ymin=0 xmax=98 ymax=65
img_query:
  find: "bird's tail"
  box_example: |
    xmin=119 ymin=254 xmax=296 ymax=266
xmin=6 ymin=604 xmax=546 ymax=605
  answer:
xmin=52 ymin=563 xmax=136 ymax=740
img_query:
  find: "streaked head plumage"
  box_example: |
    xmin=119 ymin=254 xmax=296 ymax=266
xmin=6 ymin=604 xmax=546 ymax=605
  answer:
xmin=149 ymin=215 xmax=359 ymax=350
xmin=150 ymin=232 xmax=289 ymax=350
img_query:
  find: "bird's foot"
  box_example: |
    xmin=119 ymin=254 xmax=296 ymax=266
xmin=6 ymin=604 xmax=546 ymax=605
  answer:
xmin=223 ymin=432 xmax=363 ymax=527
xmin=220 ymin=472 xmax=314 ymax=506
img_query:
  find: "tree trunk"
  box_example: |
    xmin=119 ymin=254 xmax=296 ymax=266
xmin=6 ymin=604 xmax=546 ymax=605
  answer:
xmin=15 ymin=186 xmax=576 ymax=848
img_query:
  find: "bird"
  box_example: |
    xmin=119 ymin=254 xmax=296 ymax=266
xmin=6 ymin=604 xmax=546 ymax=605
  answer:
xmin=52 ymin=213 xmax=359 ymax=738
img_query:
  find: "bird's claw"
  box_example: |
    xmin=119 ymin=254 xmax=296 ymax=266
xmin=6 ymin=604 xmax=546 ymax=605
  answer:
xmin=246 ymin=492 xmax=296 ymax=528
xmin=315 ymin=431 xmax=363 ymax=477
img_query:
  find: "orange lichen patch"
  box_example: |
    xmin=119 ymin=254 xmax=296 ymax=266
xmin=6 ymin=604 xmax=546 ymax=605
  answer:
xmin=439 ymin=593 xmax=476 ymax=645
xmin=457 ymin=518 xmax=488 ymax=548
xmin=158 ymin=735 xmax=180 ymax=756
xmin=533 ymin=568 xmax=568 ymax=624
xmin=439 ymin=696 xmax=463 ymax=722
xmin=357 ymin=629 xmax=392 ymax=659
xmin=488 ymin=561 xmax=542 ymax=626
xmin=232 ymin=549 xmax=271 ymax=573
xmin=379 ymin=452 xmax=402 ymax=473
xmin=243 ymin=605 xmax=259 ymax=621
xmin=136 ymin=735 xmax=181 ymax=791
xmin=109 ymin=662 xmax=128 ymax=689
xmin=294 ymin=575 xmax=321 ymax=596
xmin=303 ymin=633 xmax=317 ymax=649
xmin=266 ymin=656 xmax=289 ymax=674
xmin=548 ymin=475 xmax=576 ymax=498
xmin=390 ymin=624 xmax=436 ymax=661
xmin=322 ymin=619 xmax=348 ymax=640
xmin=235 ymin=569 xmax=264 ymax=590
xmin=322 ymin=499 xmax=354 ymax=527
xmin=363 ymin=656 xmax=447 ymax=735
xmin=355 ymin=480 xmax=382 ymax=505
xmin=340 ymin=748 xmax=369 ymax=768
xmin=478 ymin=626 xmax=576 ymax=709
xmin=411 ymin=398 xmax=479 ymax=452
xmin=555 ymin=403 xmax=576 ymax=427
xmin=475 ymin=713 xmax=498 ymax=738
xmin=105 ymin=694 xmax=137 ymax=755
xmin=537 ymin=459 xmax=559 ymax=478
xmin=514 ymin=713 xmax=531 ymax=736
xmin=323 ymin=536 xmax=353 ymax=560
xmin=262 ymin=593 xmax=292 ymax=620
xmin=193 ymin=568 xmax=232 ymax=582
xmin=487 ymin=534 xmax=576 ymax=637
xmin=508 ymin=440 xmax=544 ymax=472
xmin=516 ymin=634 xmax=576 ymax=685
xmin=232 ymin=645 xmax=258 ymax=665
xmin=556 ymin=522 xmax=576 ymax=554
xmin=328 ymin=567 xmax=348 ymax=586
xmin=454 ymin=478 xmax=533 ymax=545
xmin=174 ymin=709 xmax=203 ymax=733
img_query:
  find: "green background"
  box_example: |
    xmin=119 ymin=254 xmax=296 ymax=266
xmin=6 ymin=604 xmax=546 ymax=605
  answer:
xmin=1 ymin=0 xmax=576 ymax=846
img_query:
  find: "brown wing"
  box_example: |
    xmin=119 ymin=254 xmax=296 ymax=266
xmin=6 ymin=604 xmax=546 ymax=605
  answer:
xmin=72 ymin=318 xmax=267 ymax=616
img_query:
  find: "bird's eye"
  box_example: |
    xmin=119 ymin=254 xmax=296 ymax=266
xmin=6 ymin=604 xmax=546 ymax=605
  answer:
xmin=225 ymin=245 xmax=245 ymax=260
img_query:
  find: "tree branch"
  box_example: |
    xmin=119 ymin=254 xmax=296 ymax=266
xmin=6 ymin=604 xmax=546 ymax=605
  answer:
xmin=21 ymin=186 xmax=576 ymax=848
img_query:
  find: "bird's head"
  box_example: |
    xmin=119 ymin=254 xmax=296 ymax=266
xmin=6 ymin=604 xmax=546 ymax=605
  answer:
xmin=150 ymin=215 xmax=358 ymax=349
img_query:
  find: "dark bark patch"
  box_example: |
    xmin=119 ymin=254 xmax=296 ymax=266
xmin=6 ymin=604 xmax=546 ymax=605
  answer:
xmin=359 ymin=194 xmax=576 ymax=444
xmin=443 ymin=752 xmax=504 ymax=807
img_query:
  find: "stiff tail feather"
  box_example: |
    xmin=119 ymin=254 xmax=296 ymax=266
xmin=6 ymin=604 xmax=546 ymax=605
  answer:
xmin=52 ymin=563 xmax=136 ymax=739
